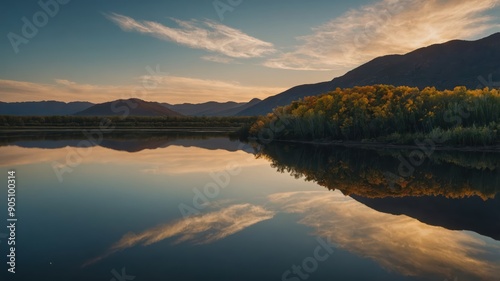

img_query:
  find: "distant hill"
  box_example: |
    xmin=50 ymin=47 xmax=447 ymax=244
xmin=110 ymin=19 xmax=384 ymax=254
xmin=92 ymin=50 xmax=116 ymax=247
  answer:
xmin=163 ymin=98 xmax=261 ymax=116
xmin=239 ymin=32 xmax=500 ymax=116
xmin=214 ymin=98 xmax=262 ymax=116
xmin=237 ymin=82 xmax=334 ymax=116
xmin=1 ymin=99 xmax=261 ymax=117
xmin=0 ymin=101 xmax=93 ymax=116
xmin=74 ymin=98 xmax=183 ymax=117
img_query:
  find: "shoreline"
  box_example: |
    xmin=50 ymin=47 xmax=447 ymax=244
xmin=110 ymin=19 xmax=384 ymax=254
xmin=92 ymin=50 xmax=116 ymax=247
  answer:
xmin=252 ymin=138 xmax=500 ymax=152
xmin=0 ymin=127 xmax=239 ymax=133
xmin=3 ymin=128 xmax=500 ymax=152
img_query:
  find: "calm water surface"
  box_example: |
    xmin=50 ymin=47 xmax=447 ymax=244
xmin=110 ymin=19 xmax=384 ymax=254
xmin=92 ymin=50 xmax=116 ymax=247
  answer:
xmin=0 ymin=134 xmax=499 ymax=281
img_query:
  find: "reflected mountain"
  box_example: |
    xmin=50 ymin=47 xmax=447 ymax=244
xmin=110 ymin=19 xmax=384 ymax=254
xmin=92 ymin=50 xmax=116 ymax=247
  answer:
xmin=268 ymin=191 xmax=500 ymax=281
xmin=352 ymin=195 xmax=500 ymax=241
xmin=0 ymin=131 xmax=253 ymax=153
xmin=0 ymin=138 xmax=261 ymax=175
xmin=258 ymin=142 xmax=500 ymax=240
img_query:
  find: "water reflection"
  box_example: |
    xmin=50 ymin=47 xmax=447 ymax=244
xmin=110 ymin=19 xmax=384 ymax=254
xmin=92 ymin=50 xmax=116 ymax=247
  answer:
xmin=257 ymin=143 xmax=500 ymax=199
xmin=257 ymin=142 xmax=500 ymax=241
xmin=84 ymin=204 xmax=274 ymax=267
xmin=85 ymin=188 xmax=500 ymax=280
xmin=0 ymin=131 xmax=252 ymax=152
xmin=0 ymin=135 xmax=259 ymax=174
xmin=268 ymin=191 xmax=500 ymax=281
xmin=3 ymin=134 xmax=500 ymax=281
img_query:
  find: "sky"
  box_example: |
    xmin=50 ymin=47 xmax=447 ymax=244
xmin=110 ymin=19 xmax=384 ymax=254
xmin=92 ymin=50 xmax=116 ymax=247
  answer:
xmin=1 ymin=0 xmax=500 ymax=104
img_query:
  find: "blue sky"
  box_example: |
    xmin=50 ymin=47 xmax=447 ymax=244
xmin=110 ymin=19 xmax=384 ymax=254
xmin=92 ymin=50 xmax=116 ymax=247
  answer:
xmin=1 ymin=0 xmax=499 ymax=103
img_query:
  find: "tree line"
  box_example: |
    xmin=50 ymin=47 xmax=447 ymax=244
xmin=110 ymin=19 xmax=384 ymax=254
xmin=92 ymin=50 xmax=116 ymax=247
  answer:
xmin=0 ymin=116 xmax=257 ymax=129
xmin=247 ymin=85 xmax=500 ymax=146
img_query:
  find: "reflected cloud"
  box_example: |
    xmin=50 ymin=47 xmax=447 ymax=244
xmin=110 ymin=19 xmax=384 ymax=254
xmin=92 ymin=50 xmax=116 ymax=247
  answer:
xmin=137 ymin=146 xmax=261 ymax=174
xmin=268 ymin=191 xmax=500 ymax=281
xmin=0 ymin=144 xmax=265 ymax=175
xmin=83 ymin=204 xmax=274 ymax=267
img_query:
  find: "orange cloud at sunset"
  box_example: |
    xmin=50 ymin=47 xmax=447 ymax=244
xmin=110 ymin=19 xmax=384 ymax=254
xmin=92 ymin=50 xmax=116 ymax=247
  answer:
xmin=0 ymin=76 xmax=285 ymax=104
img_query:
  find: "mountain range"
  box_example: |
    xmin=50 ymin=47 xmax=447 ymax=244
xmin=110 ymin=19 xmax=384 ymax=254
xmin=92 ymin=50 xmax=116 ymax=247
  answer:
xmin=1 ymin=33 xmax=499 ymax=117
xmin=237 ymin=32 xmax=500 ymax=115
xmin=0 ymin=98 xmax=261 ymax=117
xmin=74 ymin=98 xmax=183 ymax=117
xmin=0 ymin=101 xmax=94 ymax=116
xmin=163 ymin=98 xmax=261 ymax=116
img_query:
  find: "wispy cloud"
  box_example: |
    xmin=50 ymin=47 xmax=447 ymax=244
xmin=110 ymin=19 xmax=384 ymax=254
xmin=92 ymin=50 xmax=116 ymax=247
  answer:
xmin=105 ymin=13 xmax=275 ymax=59
xmin=265 ymin=0 xmax=500 ymax=71
xmin=201 ymin=55 xmax=236 ymax=64
xmin=83 ymin=204 xmax=274 ymax=267
xmin=0 ymin=77 xmax=285 ymax=104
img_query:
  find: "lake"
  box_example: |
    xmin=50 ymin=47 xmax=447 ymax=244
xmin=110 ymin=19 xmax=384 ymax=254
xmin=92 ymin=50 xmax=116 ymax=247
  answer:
xmin=1 ymin=133 xmax=499 ymax=281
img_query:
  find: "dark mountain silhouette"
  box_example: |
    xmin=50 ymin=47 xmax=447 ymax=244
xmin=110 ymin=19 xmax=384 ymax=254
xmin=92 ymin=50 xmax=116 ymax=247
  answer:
xmin=352 ymin=195 xmax=500 ymax=241
xmin=1 ymin=99 xmax=261 ymax=117
xmin=74 ymin=98 xmax=183 ymax=117
xmin=216 ymin=98 xmax=262 ymax=116
xmin=238 ymin=32 xmax=500 ymax=116
xmin=163 ymin=98 xmax=261 ymax=116
xmin=0 ymin=101 xmax=94 ymax=116
xmin=163 ymin=101 xmax=240 ymax=116
xmin=237 ymin=82 xmax=334 ymax=116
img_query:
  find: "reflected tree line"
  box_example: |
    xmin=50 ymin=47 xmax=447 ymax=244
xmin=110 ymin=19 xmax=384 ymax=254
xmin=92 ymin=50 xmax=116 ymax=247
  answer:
xmin=257 ymin=143 xmax=500 ymax=199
